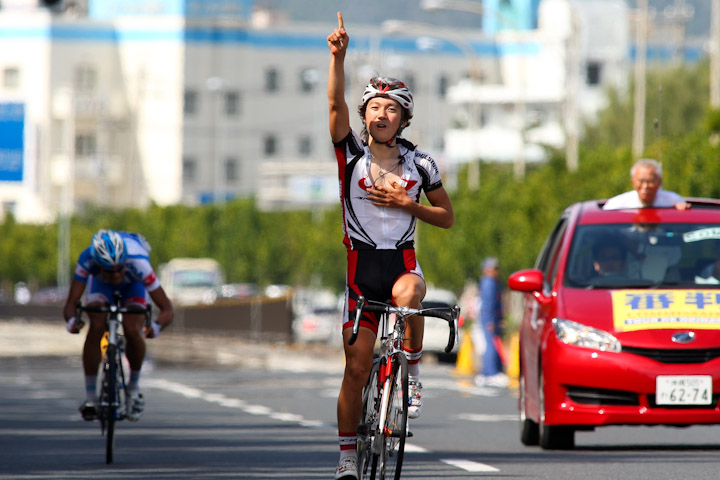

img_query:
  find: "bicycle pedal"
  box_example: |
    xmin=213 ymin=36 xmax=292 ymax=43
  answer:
xmin=407 ymin=430 xmax=414 ymax=437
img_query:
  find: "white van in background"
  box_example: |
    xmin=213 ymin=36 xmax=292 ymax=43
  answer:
xmin=159 ymin=258 xmax=225 ymax=306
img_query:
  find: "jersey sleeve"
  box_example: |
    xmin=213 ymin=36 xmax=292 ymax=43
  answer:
xmin=73 ymin=248 xmax=94 ymax=282
xmin=333 ymin=129 xmax=365 ymax=166
xmin=415 ymin=150 xmax=443 ymax=192
xmin=126 ymin=257 xmax=161 ymax=292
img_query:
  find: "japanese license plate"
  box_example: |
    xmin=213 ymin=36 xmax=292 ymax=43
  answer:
xmin=656 ymin=375 xmax=712 ymax=405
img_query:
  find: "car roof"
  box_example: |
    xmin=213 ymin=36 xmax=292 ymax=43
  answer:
xmin=571 ymin=198 xmax=720 ymax=225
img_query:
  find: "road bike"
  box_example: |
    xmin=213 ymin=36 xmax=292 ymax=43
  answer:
xmin=76 ymin=291 xmax=151 ymax=464
xmin=349 ymin=296 xmax=460 ymax=480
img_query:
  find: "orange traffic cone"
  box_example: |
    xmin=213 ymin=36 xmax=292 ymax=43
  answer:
xmin=454 ymin=331 xmax=475 ymax=377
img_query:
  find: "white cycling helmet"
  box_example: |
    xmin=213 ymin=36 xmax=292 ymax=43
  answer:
xmin=360 ymin=77 xmax=414 ymax=117
xmin=91 ymin=229 xmax=127 ymax=269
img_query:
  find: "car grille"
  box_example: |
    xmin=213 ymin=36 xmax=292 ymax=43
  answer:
xmin=567 ymin=386 xmax=720 ymax=410
xmin=647 ymin=394 xmax=720 ymax=409
xmin=566 ymin=386 xmax=640 ymax=406
xmin=622 ymin=346 xmax=720 ymax=364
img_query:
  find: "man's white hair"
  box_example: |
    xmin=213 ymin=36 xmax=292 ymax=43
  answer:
xmin=630 ymin=158 xmax=663 ymax=180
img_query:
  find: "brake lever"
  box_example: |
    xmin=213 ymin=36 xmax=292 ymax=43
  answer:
xmin=349 ymin=296 xmax=366 ymax=346
xmin=445 ymin=304 xmax=461 ymax=353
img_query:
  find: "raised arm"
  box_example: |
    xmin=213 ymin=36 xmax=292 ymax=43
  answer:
xmin=327 ymin=12 xmax=350 ymax=143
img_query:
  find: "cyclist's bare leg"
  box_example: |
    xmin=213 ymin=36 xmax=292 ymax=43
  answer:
xmin=122 ymin=313 xmax=146 ymax=373
xmin=392 ymin=273 xmax=426 ymax=350
xmin=394 ymin=273 xmax=426 ymax=418
xmin=337 ymin=326 xmax=376 ymax=436
xmin=82 ymin=310 xmax=107 ymax=377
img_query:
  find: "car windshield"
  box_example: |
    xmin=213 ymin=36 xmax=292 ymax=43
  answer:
xmin=173 ymin=270 xmax=218 ymax=288
xmin=564 ymin=223 xmax=720 ymax=289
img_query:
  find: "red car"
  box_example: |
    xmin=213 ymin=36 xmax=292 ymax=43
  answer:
xmin=508 ymin=198 xmax=720 ymax=449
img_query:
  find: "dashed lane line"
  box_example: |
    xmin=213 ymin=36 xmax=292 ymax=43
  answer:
xmin=147 ymin=378 xmax=501 ymax=474
xmin=441 ymin=459 xmax=500 ymax=472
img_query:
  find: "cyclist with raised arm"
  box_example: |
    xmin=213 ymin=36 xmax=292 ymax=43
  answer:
xmin=63 ymin=229 xmax=174 ymax=421
xmin=328 ymin=13 xmax=455 ymax=479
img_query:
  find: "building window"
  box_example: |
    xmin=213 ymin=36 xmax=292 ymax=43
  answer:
xmin=437 ymin=74 xmax=448 ymax=98
xmin=265 ymin=68 xmax=280 ymax=93
xmin=586 ymin=62 xmax=602 ymax=86
xmin=225 ymin=157 xmax=239 ymax=182
xmin=183 ymin=156 xmax=197 ymax=183
xmin=298 ymin=136 xmax=312 ymax=156
xmin=264 ymin=135 xmax=278 ymax=156
xmin=75 ymin=133 xmax=96 ymax=157
xmin=300 ymin=68 xmax=320 ymax=93
xmin=74 ymin=64 xmax=97 ymax=92
xmin=3 ymin=67 xmax=20 ymax=89
xmin=403 ymin=73 xmax=416 ymax=93
xmin=184 ymin=89 xmax=198 ymax=115
xmin=224 ymin=91 xmax=240 ymax=115
xmin=2 ymin=201 xmax=17 ymax=218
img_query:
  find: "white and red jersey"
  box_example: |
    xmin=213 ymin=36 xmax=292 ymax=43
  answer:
xmin=333 ymin=129 xmax=443 ymax=251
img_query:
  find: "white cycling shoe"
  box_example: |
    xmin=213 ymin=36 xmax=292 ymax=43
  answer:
xmin=408 ymin=377 xmax=423 ymax=419
xmin=334 ymin=455 xmax=358 ymax=480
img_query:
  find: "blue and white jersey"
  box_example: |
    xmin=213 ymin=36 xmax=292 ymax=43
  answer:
xmin=73 ymin=232 xmax=161 ymax=292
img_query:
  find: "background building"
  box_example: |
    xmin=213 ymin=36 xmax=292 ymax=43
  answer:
xmin=0 ymin=0 xmax=708 ymax=221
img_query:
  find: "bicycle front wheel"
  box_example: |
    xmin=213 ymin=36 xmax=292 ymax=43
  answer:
xmin=358 ymin=357 xmax=381 ymax=480
xmin=102 ymin=345 xmax=118 ymax=464
xmin=379 ymin=353 xmax=408 ymax=480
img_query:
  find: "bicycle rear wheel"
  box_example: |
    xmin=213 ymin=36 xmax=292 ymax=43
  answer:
xmin=379 ymin=353 xmax=408 ymax=480
xmin=358 ymin=357 xmax=381 ymax=480
xmin=102 ymin=345 xmax=118 ymax=464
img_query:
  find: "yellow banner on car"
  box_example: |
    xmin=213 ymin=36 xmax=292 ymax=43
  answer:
xmin=612 ymin=289 xmax=720 ymax=332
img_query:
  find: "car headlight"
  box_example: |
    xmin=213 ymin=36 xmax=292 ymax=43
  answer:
xmin=552 ymin=318 xmax=621 ymax=353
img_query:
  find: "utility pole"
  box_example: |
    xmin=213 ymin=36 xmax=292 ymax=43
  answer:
xmin=712 ymin=0 xmax=720 ymax=108
xmin=565 ymin=4 xmax=580 ymax=172
xmin=632 ymin=0 xmax=648 ymax=159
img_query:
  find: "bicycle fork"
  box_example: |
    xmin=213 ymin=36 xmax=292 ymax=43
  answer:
xmin=373 ymin=356 xmax=395 ymax=456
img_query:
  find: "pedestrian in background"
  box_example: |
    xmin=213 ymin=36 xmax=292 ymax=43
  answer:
xmin=474 ymin=257 xmax=509 ymax=388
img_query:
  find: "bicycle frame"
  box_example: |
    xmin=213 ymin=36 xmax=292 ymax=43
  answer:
xmin=373 ymin=313 xmax=405 ymax=455
xmin=351 ymin=296 xmax=460 ymax=480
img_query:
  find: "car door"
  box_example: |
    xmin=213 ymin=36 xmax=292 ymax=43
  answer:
xmin=521 ymin=215 xmax=569 ymax=417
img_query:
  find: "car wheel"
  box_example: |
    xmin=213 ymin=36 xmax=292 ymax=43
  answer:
xmin=519 ymin=368 xmax=539 ymax=446
xmin=538 ymin=367 xmax=575 ymax=450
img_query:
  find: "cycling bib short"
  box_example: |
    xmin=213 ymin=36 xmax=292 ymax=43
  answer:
xmin=342 ymin=249 xmax=424 ymax=334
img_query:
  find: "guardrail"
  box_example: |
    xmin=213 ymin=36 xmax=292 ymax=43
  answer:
xmin=0 ymin=295 xmax=293 ymax=343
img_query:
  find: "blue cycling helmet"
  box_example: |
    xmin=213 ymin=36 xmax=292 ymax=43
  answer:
xmin=90 ymin=229 xmax=127 ymax=268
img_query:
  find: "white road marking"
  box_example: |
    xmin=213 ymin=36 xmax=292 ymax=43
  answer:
xmin=454 ymin=413 xmax=518 ymax=422
xmin=146 ymin=379 xmax=330 ymax=427
xmin=403 ymin=443 xmax=428 ymax=453
xmin=441 ymin=459 xmax=500 ymax=472
xmin=147 ymin=379 xmax=503 ymax=474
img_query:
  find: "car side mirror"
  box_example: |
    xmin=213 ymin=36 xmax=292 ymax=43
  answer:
xmin=508 ymin=269 xmax=551 ymax=306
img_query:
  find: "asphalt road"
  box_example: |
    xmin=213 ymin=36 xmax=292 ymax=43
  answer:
xmin=3 ymin=319 xmax=720 ymax=480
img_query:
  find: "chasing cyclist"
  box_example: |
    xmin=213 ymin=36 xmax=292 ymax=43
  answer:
xmin=63 ymin=229 xmax=174 ymax=421
xmin=328 ymin=13 xmax=455 ymax=479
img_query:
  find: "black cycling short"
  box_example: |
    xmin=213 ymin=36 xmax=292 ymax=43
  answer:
xmin=342 ymin=249 xmax=424 ymax=334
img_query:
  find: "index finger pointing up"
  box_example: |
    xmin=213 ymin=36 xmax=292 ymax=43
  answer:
xmin=337 ymin=12 xmax=344 ymax=30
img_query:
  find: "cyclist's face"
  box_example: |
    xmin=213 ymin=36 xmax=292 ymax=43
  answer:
xmin=100 ymin=265 xmax=126 ymax=285
xmin=365 ymin=97 xmax=404 ymax=143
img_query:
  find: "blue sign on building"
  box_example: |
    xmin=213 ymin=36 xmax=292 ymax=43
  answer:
xmin=0 ymin=102 xmax=24 ymax=182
